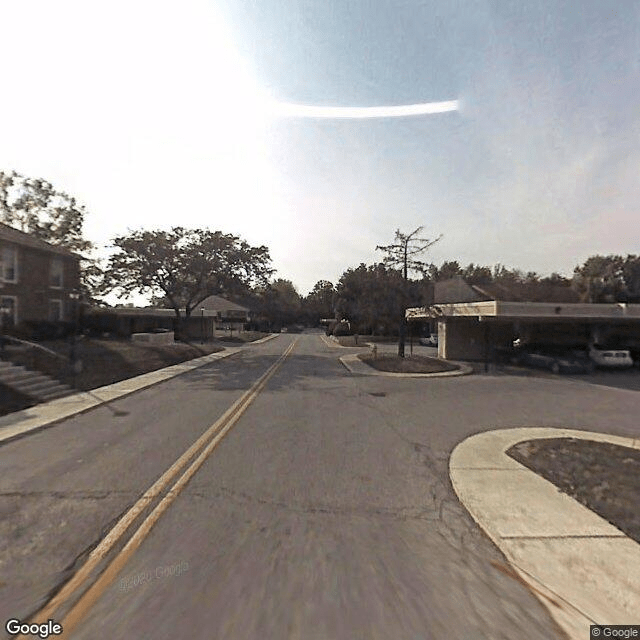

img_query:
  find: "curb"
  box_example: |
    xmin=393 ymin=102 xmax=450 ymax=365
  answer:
xmin=450 ymin=427 xmax=640 ymax=639
xmin=248 ymin=333 xmax=279 ymax=345
xmin=0 ymin=335 xmax=279 ymax=445
xmin=320 ymin=335 xmax=357 ymax=349
xmin=339 ymin=353 xmax=473 ymax=378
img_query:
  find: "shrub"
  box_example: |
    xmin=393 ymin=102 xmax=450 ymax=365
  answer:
xmin=17 ymin=321 xmax=76 ymax=341
xmin=325 ymin=320 xmax=337 ymax=336
xmin=332 ymin=321 xmax=352 ymax=336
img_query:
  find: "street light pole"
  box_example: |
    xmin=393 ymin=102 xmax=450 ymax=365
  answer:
xmin=68 ymin=291 xmax=81 ymax=388
xmin=201 ymin=307 xmax=205 ymax=344
xmin=0 ymin=304 xmax=8 ymax=355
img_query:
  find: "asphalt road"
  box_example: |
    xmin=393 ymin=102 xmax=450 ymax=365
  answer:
xmin=2 ymin=332 xmax=640 ymax=639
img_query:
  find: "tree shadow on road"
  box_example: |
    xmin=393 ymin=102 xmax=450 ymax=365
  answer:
xmin=181 ymin=351 xmax=352 ymax=393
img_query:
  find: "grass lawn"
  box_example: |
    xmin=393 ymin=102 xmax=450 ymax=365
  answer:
xmin=358 ymin=353 xmax=458 ymax=374
xmin=4 ymin=338 xmax=230 ymax=392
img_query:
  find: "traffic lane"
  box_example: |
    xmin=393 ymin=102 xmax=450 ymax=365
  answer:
xmin=482 ymin=357 xmax=640 ymax=392
xmin=70 ymin=334 xmax=564 ymax=640
xmin=351 ymin=371 xmax=640 ymax=471
xmin=564 ymin=367 xmax=640 ymax=392
xmin=0 ymin=336 xmax=295 ymax=628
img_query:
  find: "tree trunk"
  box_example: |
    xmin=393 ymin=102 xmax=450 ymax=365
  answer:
xmin=398 ymin=316 xmax=406 ymax=358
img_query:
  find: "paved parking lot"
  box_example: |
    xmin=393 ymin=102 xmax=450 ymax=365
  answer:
xmin=372 ymin=339 xmax=640 ymax=393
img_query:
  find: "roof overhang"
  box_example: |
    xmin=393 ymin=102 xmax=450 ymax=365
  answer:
xmin=406 ymin=301 xmax=640 ymax=322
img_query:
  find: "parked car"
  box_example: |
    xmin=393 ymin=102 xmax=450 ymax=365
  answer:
xmin=511 ymin=345 xmax=594 ymax=374
xmin=588 ymin=345 xmax=634 ymax=368
xmin=419 ymin=334 xmax=438 ymax=347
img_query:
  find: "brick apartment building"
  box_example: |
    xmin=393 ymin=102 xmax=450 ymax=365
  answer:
xmin=0 ymin=222 xmax=82 ymax=326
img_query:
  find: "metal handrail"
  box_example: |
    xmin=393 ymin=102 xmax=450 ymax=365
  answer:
xmin=1 ymin=335 xmax=69 ymax=361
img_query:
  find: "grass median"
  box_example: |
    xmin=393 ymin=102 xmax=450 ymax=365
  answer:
xmin=508 ymin=438 xmax=640 ymax=544
xmin=358 ymin=353 xmax=458 ymax=374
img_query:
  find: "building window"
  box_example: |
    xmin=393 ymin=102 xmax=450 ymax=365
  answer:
xmin=0 ymin=296 xmax=17 ymax=326
xmin=49 ymin=299 xmax=63 ymax=322
xmin=50 ymin=258 xmax=64 ymax=288
xmin=1 ymin=246 xmax=17 ymax=283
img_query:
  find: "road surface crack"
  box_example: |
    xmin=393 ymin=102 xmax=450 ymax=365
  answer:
xmin=0 ymin=490 xmax=137 ymax=500
xmin=188 ymin=487 xmax=440 ymax=522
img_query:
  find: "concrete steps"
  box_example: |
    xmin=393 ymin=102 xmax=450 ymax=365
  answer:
xmin=0 ymin=361 xmax=74 ymax=402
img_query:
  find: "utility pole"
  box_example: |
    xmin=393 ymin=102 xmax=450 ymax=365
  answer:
xmin=376 ymin=227 xmax=442 ymax=358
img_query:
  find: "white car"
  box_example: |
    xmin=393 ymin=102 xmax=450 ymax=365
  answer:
xmin=588 ymin=345 xmax=634 ymax=368
xmin=419 ymin=334 xmax=438 ymax=347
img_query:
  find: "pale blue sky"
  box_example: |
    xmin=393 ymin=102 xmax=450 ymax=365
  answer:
xmin=1 ymin=1 xmax=639 ymax=295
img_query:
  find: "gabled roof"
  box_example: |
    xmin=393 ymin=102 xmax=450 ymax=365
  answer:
xmin=471 ymin=282 xmax=581 ymax=303
xmin=0 ymin=222 xmax=81 ymax=258
xmin=198 ymin=295 xmax=250 ymax=313
xmin=432 ymin=276 xmax=580 ymax=304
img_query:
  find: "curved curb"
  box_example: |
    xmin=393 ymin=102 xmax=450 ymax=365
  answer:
xmin=450 ymin=427 xmax=640 ymax=639
xmin=339 ymin=353 xmax=472 ymax=378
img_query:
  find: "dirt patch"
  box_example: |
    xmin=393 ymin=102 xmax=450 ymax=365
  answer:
xmin=358 ymin=354 xmax=458 ymax=374
xmin=507 ymin=438 xmax=640 ymax=544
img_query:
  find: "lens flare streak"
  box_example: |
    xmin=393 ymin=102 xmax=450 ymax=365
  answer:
xmin=271 ymin=99 xmax=459 ymax=119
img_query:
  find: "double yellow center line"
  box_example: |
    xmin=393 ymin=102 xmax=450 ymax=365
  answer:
xmin=22 ymin=338 xmax=297 ymax=639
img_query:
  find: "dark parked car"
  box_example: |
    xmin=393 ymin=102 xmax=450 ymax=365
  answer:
xmin=511 ymin=345 xmax=595 ymax=374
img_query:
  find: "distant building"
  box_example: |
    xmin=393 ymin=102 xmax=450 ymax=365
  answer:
xmin=84 ymin=295 xmax=251 ymax=339
xmin=407 ymin=276 xmax=640 ymax=360
xmin=198 ymin=295 xmax=251 ymax=325
xmin=0 ymin=222 xmax=82 ymax=326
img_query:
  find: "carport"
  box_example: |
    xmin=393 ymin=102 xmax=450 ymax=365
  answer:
xmin=406 ymin=301 xmax=640 ymax=361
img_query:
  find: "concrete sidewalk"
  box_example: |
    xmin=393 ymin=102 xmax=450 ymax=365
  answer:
xmin=450 ymin=427 xmax=640 ymax=640
xmin=0 ymin=334 xmax=279 ymax=445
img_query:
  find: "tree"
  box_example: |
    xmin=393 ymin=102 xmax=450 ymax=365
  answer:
xmin=303 ymin=280 xmax=336 ymax=325
xmin=572 ymin=254 xmax=640 ymax=302
xmin=0 ymin=170 xmax=91 ymax=253
xmin=622 ymin=255 xmax=640 ymax=302
xmin=462 ymin=263 xmax=493 ymax=285
xmin=102 ymin=227 xmax=273 ymax=331
xmin=0 ymin=170 xmax=105 ymax=302
xmin=428 ymin=260 xmax=463 ymax=281
xmin=253 ymin=279 xmax=303 ymax=330
xmin=572 ymin=255 xmax=626 ymax=302
xmin=376 ymin=227 xmax=442 ymax=356
xmin=336 ymin=264 xmax=399 ymax=335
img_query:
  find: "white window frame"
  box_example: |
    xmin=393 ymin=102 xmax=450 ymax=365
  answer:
xmin=1 ymin=245 xmax=18 ymax=283
xmin=50 ymin=257 xmax=64 ymax=289
xmin=48 ymin=299 xmax=64 ymax=322
xmin=0 ymin=295 xmax=18 ymax=325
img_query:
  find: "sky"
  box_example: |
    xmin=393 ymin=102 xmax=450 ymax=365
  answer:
xmin=1 ymin=0 xmax=639 ymax=297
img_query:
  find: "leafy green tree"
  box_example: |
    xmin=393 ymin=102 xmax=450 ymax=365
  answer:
xmin=0 ymin=170 xmax=91 ymax=253
xmin=0 ymin=170 xmax=104 ymax=300
xmin=428 ymin=260 xmax=462 ymax=281
xmin=253 ymin=279 xmax=303 ymax=329
xmin=622 ymin=255 xmax=640 ymax=302
xmin=303 ymin=280 xmax=336 ymax=325
xmin=572 ymin=255 xmax=626 ymax=302
xmin=102 ymin=227 xmax=273 ymax=328
xmin=336 ymin=263 xmax=414 ymax=336
xmin=462 ymin=263 xmax=493 ymax=285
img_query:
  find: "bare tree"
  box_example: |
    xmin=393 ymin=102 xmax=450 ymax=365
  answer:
xmin=376 ymin=227 xmax=442 ymax=357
